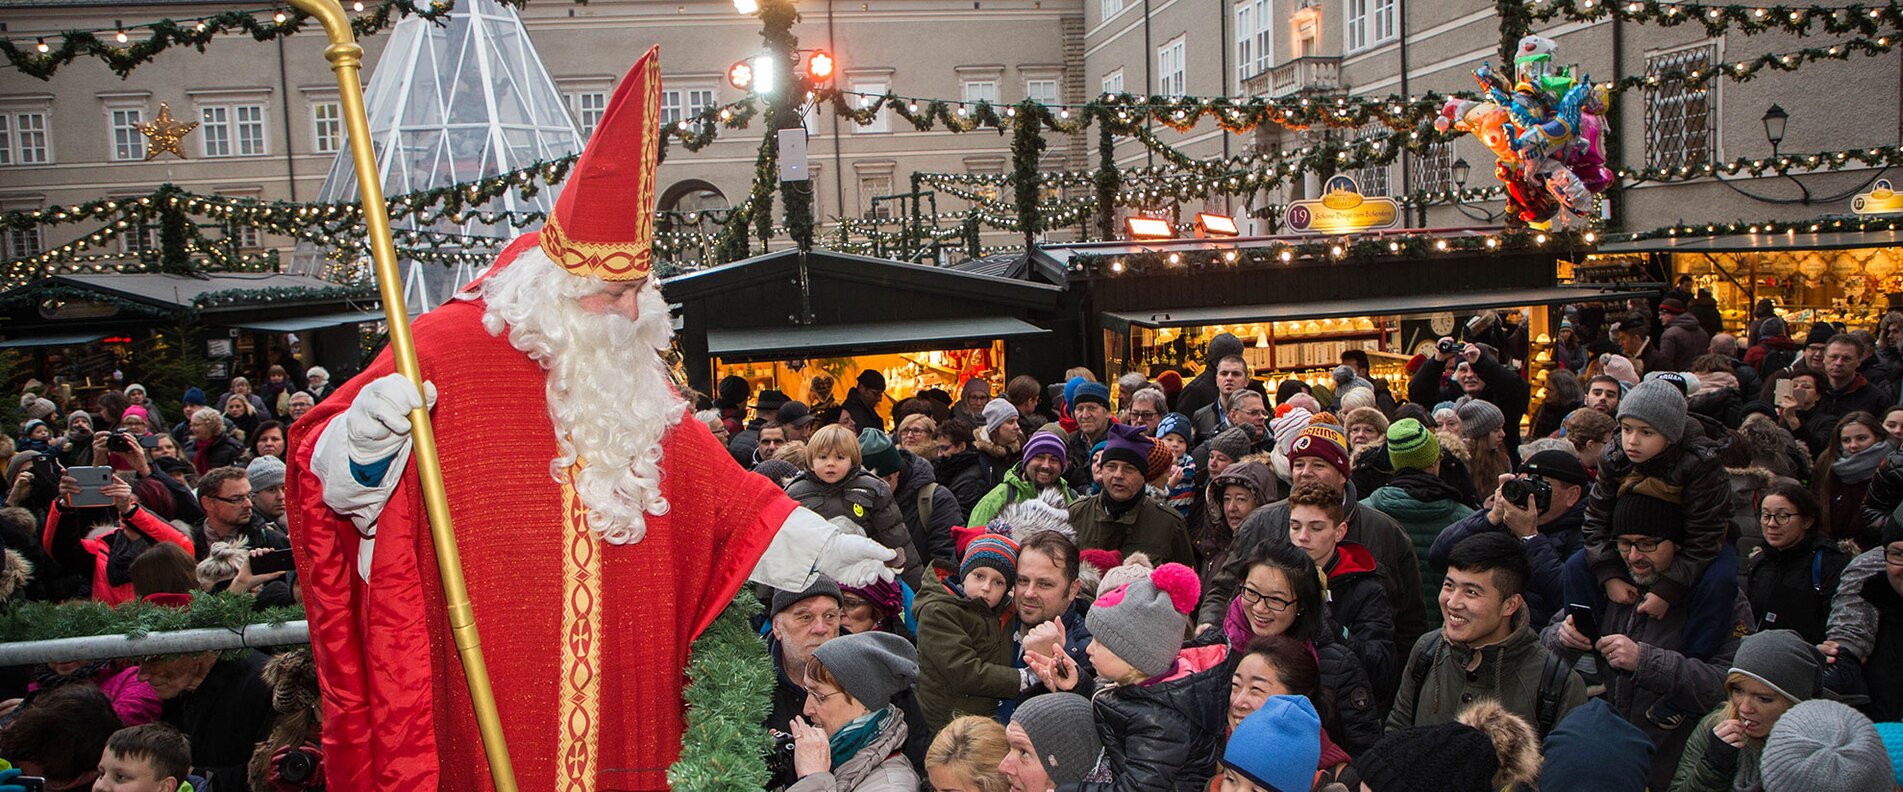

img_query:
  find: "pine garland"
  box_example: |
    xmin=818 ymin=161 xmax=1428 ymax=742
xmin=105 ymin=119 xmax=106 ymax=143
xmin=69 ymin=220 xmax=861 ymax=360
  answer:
xmin=666 ymin=590 xmax=773 ymax=792
xmin=0 ymin=591 xmax=303 ymax=659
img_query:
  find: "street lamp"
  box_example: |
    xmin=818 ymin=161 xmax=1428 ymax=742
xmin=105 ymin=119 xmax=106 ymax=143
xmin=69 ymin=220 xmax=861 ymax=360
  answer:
xmin=1451 ymin=157 xmax=1472 ymax=189
xmin=1762 ymin=104 xmax=1788 ymax=155
xmin=1447 ymin=156 xmax=1501 ymax=222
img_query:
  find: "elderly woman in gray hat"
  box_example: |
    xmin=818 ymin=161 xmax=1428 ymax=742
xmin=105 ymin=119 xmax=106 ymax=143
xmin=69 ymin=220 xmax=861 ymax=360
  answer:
xmin=1669 ymin=629 xmax=1827 ymax=792
xmin=788 ymin=631 xmax=920 ymax=792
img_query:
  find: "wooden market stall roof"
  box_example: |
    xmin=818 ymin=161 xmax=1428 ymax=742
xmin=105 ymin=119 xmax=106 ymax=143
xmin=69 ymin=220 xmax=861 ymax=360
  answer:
xmin=1599 ymin=228 xmax=1903 ymax=254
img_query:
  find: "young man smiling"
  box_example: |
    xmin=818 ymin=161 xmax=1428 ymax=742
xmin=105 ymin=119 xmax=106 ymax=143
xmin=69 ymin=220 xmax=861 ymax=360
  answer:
xmin=1389 ymin=533 xmax=1586 ymax=734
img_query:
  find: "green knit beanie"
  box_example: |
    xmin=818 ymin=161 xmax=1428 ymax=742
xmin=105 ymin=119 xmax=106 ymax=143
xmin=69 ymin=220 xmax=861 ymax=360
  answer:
xmin=1386 ymin=418 xmax=1440 ymax=471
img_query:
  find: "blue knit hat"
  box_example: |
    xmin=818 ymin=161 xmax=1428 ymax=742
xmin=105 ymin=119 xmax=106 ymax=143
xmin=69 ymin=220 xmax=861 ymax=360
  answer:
xmin=1156 ymin=412 xmax=1192 ymax=442
xmin=1224 ymin=696 xmax=1322 ymax=792
xmin=1063 ymin=376 xmax=1089 ymax=411
xmin=958 ymin=530 xmax=1020 ymax=583
xmin=183 ymin=387 xmax=206 ymax=406
xmin=1072 ymin=381 xmax=1112 ymax=410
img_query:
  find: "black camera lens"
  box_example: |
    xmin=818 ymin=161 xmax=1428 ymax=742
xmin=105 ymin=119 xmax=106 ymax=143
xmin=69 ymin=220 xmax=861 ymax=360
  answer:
xmin=106 ymin=432 xmax=133 ymax=453
xmin=1437 ymin=339 xmax=1458 ymax=354
xmin=279 ymin=750 xmax=315 ymax=783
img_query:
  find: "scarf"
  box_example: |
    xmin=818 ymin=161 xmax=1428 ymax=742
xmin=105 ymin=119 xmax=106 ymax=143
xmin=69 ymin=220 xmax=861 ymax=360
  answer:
xmin=1102 ymin=487 xmax=1142 ymax=517
xmin=827 ymin=706 xmax=891 ymax=768
xmin=1831 ymin=440 xmax=1892 ymax=485
xmin=1223 ymin=594 xmax=1256 ymax=650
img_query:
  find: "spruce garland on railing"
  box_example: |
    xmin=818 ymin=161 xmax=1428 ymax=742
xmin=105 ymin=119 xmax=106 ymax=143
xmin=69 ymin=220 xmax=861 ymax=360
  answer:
xmin=665 ymin=591 xmax=773 ymax=792
xmin=0 ymin=591 xmax=303 ymax=651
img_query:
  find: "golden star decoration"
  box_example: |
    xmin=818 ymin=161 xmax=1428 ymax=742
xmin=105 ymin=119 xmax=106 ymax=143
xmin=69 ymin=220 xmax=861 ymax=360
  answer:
xmin=136 ymin=102 xmax=198 ymax=161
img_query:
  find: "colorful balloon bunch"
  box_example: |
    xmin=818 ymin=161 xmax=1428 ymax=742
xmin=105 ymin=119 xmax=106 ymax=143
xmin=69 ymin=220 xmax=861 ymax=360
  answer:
xmin=1435 ymin=35 xmax=1611 ymax=226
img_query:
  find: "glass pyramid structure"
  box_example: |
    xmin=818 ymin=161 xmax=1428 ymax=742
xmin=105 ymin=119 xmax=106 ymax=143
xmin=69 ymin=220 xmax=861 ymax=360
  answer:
xmin=299 ymin=0 xmax=582 ymax=313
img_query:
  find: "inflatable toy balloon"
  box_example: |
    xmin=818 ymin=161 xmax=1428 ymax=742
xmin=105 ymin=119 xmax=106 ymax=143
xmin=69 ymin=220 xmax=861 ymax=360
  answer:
xmin=1441 ymin=35 xmax=1613 ymax=225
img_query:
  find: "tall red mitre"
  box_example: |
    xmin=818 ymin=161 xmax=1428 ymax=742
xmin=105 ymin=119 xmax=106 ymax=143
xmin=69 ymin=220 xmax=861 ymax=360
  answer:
xmin=537 ymin=46 xmax=662 ymax=281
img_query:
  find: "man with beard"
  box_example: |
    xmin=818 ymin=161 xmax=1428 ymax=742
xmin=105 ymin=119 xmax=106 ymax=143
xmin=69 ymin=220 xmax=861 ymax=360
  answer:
xmin=999 ymin=529 xmax=1093 ymax=720
xmin=286 ymin=49 xmax=895 ymax=792
xmin=968 ymin=431 xmax=1075 ymax=527
xmin=1584 ymin=375 xmax=1622 ymax=416
xmin=764 ymin=579 xmax=843 ymax=737
xmin=1542 ymin=488 xmax=1751 ymax=790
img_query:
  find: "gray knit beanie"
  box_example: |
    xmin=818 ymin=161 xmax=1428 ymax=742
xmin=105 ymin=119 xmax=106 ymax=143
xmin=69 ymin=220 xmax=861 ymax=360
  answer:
xmin=1209 ymin=426 xmax=1253 ymax=461
xmin=1728 ymin=629 xmax=1824 ymax=704
xmin=246 ymin=455 xmax=286 ymax=491
xmin=1455 ymin=397 xmax=1505 ymax=440
xmin=1010 ymin=693 xmax=1103 ymax=786
xmin=811 ymin=631 xmax=917 ymax=710
xmin=769 ymin=576 xmax=842 ymax=620
xmin=1084 ymin=563 xmax=1199 ymax=678
xmin=1761 ymin=700 xmax=1894 ymax=792
xmin=982 ymin=398 xmax=1018 ymax=434
xmin=1617 ymin=379 xmax=1688 ymax=443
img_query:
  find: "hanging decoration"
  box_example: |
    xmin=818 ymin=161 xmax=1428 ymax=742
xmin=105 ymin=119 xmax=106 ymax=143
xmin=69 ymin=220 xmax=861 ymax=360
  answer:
xmin=134 ymin=103 xmax=198 ymax=161
xmin=1437 ymin=35 xmax=1612 ymax=226
xmin=1619 ymin=215 xmax=1903 ymax=242
xmin=1523 ymin=0 xmax=1903 ymax=37
xmin=1070 ymin=227 xmax=1596 ymax=277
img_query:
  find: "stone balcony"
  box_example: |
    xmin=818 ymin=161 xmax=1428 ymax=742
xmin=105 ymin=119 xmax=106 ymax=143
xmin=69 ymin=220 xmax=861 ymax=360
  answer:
xmin=1243 ymin=56 xmax=1343 ymax=98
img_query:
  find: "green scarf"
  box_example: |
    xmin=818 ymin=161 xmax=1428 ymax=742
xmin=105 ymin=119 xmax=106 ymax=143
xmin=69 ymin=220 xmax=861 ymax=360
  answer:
xmin=827 ymin=707 xmax=891 ymax=767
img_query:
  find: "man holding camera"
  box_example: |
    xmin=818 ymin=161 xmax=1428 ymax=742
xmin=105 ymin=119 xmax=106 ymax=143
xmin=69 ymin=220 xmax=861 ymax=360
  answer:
xmin=1429 ymin=449 xmax=1591 ymax=629
xmin=1407 ymin=337 xmax=1531 ymax=457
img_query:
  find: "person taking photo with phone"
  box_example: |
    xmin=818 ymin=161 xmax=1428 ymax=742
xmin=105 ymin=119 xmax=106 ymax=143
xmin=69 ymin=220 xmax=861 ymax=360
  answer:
xmin=41 ymin=469 xmax=191 ymax=605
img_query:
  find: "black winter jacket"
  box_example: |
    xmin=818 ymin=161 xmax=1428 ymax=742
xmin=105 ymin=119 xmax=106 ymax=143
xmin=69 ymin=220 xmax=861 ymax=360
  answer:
xmin=894 ymin=450 xmax=963 ymax=564
xmin=1406 ymin=352 xmax=1530 ymax=457
xmin=934 ymin=449 xmax=992 ymax=516
xmin=1324 ymin=543 xmax=1398 ymax=707
xmin=1350 ymin=445 xmax=1479 ymax=510
xmin=1584 ymin=437 xmax=1730 ymax=605
xmin=1085 ymin=645 xmax=1232 ymax=792
xmin=1860 ymin=448 xmax=1903 ymax=546
xmin=1742 ymin=532 xmax=1849 ymax=645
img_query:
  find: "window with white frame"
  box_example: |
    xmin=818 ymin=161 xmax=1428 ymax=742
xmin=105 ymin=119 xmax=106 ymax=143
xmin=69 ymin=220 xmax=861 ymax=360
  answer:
xmin=853 ymin=80 xmax=891 ymax=133
xmin=860 ymin=173 xmax=895 ymax=219
xmin=1346 ymin=0 xmax=1397 ymax=52
xmin=570 ymin=92 xmax=606 ymax=138
xmin=1235 ymin=0 xmax=1271 ymax=83
xmin=1101 ymin=0 xmax=1124 ymax=22
xmin=962 ymin=80 xmax=999 ymax=106
xmin=1158 ymin=36 xmax=1187 ymax=97
xmin=200 ymin=104 xmax=267 ymax=157
xmin=1409 ymin=141 xmax=1455 ymax=194
xmin=3 ymin=227 xmax=40 ymax=259
xmin=109 ymin=108 xmax=146 ymax=161
xmin=311 ymin=101 xmax=342 ymax=153
xmin=1025 ymin=79 xmax=1059 ymax=107
xmin=1352 ymin=123 xmax=1391 ymax=197
xmin=117 ymin=221 xmax=163 ymax=256
xmin=0 ymin=111 xmax=51 ymax=166
xmin=659 ymin=89 xmax=713 ymax=128
xmin=1102 ymin=69 xmax=1125 ymax=96
xmin=1644 ymin=44 xmax=1717 ymax=172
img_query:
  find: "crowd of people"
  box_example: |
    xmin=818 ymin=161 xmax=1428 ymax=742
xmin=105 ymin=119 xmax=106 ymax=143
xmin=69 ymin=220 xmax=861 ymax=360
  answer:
xmin=4 ymin=285 xmax=1903 ymax=791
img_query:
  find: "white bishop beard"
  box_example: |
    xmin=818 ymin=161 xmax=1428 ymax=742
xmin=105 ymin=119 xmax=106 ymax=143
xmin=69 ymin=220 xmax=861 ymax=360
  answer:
xmin=479 ymin=245 xmax=683 ymax=545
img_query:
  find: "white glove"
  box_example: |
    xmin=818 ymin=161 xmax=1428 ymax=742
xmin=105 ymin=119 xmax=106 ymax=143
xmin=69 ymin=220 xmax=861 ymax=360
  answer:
xmin=816 ymin=533 xmax=898 ymax=588
xmin=341 ymin=373 xmax=437 ymax=463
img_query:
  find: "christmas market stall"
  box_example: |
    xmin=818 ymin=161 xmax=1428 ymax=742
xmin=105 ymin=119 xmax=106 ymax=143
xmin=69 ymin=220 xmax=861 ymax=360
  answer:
xmin=1593 ymin=213 xmax=1903 ymax=335
xmin=0 ymin=272 xmax=380 ymax=391
xmin=1032 ymin=226 xmax=1651 ymax=396
xmin=664 ymin=248 xmax=1064 ymax=415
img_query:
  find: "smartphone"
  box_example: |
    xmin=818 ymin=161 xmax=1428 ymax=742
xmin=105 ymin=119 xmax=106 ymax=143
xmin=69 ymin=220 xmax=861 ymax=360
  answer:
xmin=249 ymin=548 xmax=296 ymax=575
xmin=66 ymin=465 xmax=115 ymax=509
xmin=14 ymin=775 xmax=45 ymax=792
xmin=1567 ymin=603 xmax=1601 ymax=644
xmin=1774 ymin=378 xmax=1794 ymax=406
xmin=138 ymin=433 xmax=163 ymax=449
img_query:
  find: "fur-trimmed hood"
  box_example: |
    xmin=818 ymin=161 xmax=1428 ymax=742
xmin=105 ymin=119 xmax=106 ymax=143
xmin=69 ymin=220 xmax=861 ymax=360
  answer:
xmin=974 ymin=425 xmax=1022 ymax=460
xmin=1457 ymin=699 xmax=1542 ymax=790
xmin=0 ymin=548 xmax=31 ymax=600
xmin=1436 ymin=431 xmax=1472 ymax=463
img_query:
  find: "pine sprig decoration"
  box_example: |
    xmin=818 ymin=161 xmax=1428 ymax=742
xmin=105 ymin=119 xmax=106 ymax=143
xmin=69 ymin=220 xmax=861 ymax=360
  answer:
xmin=666 ymin=590 xmax=774 ymax=792
xmin=0 ymin=591 xmax=304 ymax=651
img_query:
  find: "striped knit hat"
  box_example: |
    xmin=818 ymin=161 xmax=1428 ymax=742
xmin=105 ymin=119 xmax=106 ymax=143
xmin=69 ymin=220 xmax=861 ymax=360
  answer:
xmin=1386 ymin=418 xmax=1440 ymax=471
xmin=956 ymin=527 xmax=1020 ymax=582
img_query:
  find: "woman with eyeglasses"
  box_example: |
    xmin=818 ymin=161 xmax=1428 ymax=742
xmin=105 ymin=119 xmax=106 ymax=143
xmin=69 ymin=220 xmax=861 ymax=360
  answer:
xmin=1216 ymin=540 xmax=1382 ymax=754
xmin=1812 ymin=411 xmax=1892 ymax=550
xmin=1741 ymin=480 xmax=1848 ymax=645
xmin=787 ymin=632 xmax=920 ymax=792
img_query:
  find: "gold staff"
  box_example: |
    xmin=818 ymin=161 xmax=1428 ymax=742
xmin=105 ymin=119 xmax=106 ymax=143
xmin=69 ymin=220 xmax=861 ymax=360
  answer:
xmin=284 ymin=0 xmax=518 ymax=788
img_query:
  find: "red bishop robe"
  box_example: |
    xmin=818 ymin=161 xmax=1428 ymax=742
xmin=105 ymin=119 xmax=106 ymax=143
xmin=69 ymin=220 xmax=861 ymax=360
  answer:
xmin=287 ymin=236 xmax=795 ymax=792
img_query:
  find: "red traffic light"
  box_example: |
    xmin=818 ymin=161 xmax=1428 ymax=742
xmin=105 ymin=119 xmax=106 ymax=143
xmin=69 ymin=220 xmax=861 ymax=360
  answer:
xmin=806 ymin=50 xmax=835 ymax=81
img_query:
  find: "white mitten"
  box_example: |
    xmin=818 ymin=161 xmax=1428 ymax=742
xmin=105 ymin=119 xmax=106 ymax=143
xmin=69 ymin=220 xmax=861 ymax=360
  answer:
xmin=816 ymin=533 xmax=898 ymax=588
xmin=340 ymin=373 xmax=437 ymax=463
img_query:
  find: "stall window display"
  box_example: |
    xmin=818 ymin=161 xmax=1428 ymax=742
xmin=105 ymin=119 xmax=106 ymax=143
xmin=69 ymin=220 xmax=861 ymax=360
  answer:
xmin=714 ymin=342 xmax=1003 ymax=420
xmin=1655 ymin=247 xmax=1903 ymax=334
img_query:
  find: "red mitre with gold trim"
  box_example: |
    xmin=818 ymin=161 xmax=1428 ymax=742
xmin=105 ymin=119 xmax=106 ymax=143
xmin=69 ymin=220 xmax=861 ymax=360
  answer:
xmin=538 ymin=46 xmax=662 ymax=281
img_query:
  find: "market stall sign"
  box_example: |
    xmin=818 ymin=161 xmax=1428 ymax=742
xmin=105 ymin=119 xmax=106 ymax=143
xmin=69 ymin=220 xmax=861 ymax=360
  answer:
xmin=1286 ymin=175 xmax=1399 ymax=234
xmin=1852 ymin=179 xmax=1903 ymax=216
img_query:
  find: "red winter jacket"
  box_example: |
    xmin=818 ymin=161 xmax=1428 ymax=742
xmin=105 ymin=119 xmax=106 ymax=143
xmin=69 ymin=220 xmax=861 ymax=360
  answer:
xmin=42 ymin=499 xmax=193 ymax=604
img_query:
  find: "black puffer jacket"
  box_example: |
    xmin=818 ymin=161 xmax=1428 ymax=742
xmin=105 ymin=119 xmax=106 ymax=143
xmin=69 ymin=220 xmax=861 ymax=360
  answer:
xmin=1742 ymin=532 xmax=1850 ymax=645
xmin=1859 ymin=448 xmax=1903 ymax=543
xmin=934 ymin=448 xmax=992 ymax=516
xmin=1324 ymin=543 xmax=1398 ymax=707
xmin=1584 ymin=436 xmax=1730 ymax=605
xmin=1086 ymin=644 xmax=1232 ymax=792
xmin=894 ymin=449 xmax=962 ymax=564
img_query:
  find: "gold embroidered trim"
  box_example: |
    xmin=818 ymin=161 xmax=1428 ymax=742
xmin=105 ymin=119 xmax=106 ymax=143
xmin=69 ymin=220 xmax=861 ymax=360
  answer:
xmin=557 ymin=468 xmax=603 ymax=792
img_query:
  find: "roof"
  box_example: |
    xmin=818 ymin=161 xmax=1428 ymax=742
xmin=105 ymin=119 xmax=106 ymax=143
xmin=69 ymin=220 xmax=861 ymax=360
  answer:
xmin=706 ymin=316 xmax=1048 ymax=359
xmin=228 ymin=309 xmax=387 ymax=333
xmin=43 ymin=272 xmax=355 ymax=310
xmin=1108 ymin=285 xmax=1655 ymax=328
xmin=1031 ymin=227 xmax=1515 ymax=275
xmin=663 ymin=248 xmax=1061 ymax=308
xmin=1598 ymin=228 xmax=1903 ymax=255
